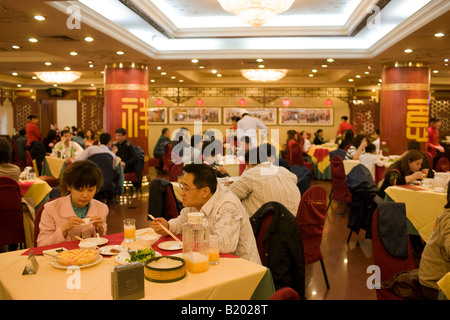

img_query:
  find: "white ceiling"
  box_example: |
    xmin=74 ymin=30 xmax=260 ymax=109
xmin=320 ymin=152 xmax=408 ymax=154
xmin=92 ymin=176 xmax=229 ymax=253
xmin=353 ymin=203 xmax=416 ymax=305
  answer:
xmin=0 ymin=0 xmax=449 ymax=90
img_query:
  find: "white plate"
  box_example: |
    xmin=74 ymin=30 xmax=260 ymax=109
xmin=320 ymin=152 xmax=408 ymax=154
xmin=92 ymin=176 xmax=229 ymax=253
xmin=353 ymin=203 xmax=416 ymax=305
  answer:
xmin=97 ymin=245 xmax=124 ymax=256
xmin=83 ymin=237 xmax=108 ymax=246
xmin=50 ymin=255 xmax=103 ymax=269
xmin=158 ymin=241 xmax=183 ymax=251
xmin=115 ymin=251 xmax=162 ymax=265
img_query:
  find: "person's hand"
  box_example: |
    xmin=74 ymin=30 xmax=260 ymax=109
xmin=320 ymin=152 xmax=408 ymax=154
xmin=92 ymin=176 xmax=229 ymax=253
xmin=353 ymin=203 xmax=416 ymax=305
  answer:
xmin=90 ymin=216 xmax=104 ymax=234
xmin=411 ymin=171 xmax=425 ymax=180
xmin=62 ymin=216 xmax=84 ymax=237
xmin=112 ymin=145 xmax=118 ymax=154
xmin=150 ymin=217 xmax=169 ymax=235
xmin=436 ymin=145 xmax=445 ymax=153
xmin=218 ymin=166 xmax=227 ymax=175
xmin=121 ymin=161 xmax=126 ymax=169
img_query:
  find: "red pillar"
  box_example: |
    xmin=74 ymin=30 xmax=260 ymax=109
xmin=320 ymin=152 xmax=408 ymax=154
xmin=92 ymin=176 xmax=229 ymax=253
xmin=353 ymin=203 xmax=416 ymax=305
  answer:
xmin=380 ymin=62 xmax=430 ymax=155
xmin=104 ymin=62 xmax=149 ymax=174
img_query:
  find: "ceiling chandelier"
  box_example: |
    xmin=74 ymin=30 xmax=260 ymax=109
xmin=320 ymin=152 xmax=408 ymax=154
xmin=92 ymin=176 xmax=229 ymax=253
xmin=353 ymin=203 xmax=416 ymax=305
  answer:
xmin=218 ymin=0 xmax=295 ymax=27
xmin=35 ymin=71 xmax=81 ymax=83
xmin=241 ymin=69 xmax=288 ymax=82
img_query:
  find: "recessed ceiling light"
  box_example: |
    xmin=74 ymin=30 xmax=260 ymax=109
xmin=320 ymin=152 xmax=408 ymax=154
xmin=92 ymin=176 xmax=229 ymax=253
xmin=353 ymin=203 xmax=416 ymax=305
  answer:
xmin=211 ymin=69 xmax=218 ymax=74
xmin=64 ymin=67 xmax=71 ymax=71
xmin=32 ymin=76 xmax=37 ymax=79
xmin=433 ymin=70 xmax=439 ymax=73
xmin=327 ymin=58 xmax=334 ymax=63
xmin=312 ymin=69 xmax=318 ymax=73
xmin=179 ymin=79 xmax=184 ymax=83
xmin=434 ymin=32 xmax=445 ymax=38
xmin=28 ymin=38 xmax=38 ymax=43
xmin=365 ymin=71 xmax=370 ymax=74
xmin=444 ymin=59 xmax=449 ymax=62
xmin=161 ymin=72 xmax=167 ymax=75
xmin=199 ymin=65 xmax=205 ymax=69
xmin=53 ymin=84 xmax=58 ymax=87
xmin=171 ymin=76 xmax=176 ymax=79
xmin=116 ymin=51 xmax=124 ymax=55
xmin=217 ymin=74 xmax=222 ymax=77
xmin=308 ymin=74 xmax=314 ymax=77
xmin=70 ymin=51 xmax=78 ymax=56
xmin=378 ymin=79 xmax=383 ymax=82
xmin=191 ymin=59 xmax=198 ymax=63
xmin=256 ymin=58 xmax=264 ymax=63
xmin=17 ymin=84 xmax=22 ymax=87
xmin=404 ymin=49 xmax=413 ymax=53
xmin=84 ymin=37 xmax=94 ymax=42
xmin=90 ymin=84 xmax=95 ymax=87
xmin=12 ymin=72 xmax=18 ymax=76
xmin=89 ymin=64 xmax=94 ymax=68
xmin=355 ymin=75 xmax=361 ymax=78
xmin=348 ymin=79 xmax=354 ymax=82
xmin=34 ymin=15 xmax=45 ymax=21
xmin=258 ymin=64 xmax=265 ymax=68
xmin=321 ymin=65 xmax=328 ymax=68
xmin=157 ymin=66 xmax=162 ymax=70
xmin=12 ymin=45 xmax=20 ymax=49
xmin=44 ymin=62 xmax=52 ymax=66
xmin=150 ymin=79 xmax=155 ymax=82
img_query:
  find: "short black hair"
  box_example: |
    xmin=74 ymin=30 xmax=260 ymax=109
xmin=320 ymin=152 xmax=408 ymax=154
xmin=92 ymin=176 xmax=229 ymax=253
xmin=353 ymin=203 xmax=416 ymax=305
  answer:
xmin=182 ymin=163 xmax=218 ymax=194
xmin=365 ymin=143 xmax=376 ymax=154
xmin=0 ymin=137 xmax=12 ymax=163
xmin=61 ymin=129 xmax=70 ymax=136
xmin=406 ymin=140 xmax=421 ymax=151
xmin=99 ymin=133 xmax=111 ymax=145
xmin=162 ymin=128 xmax=169 ymax=135
xmin=115 ymin=128 xmax=126 ymax=135
xmin=59 ymin=160 xmax=104 ymax=196
xmin=27 ymin=114 xmax=38 ymax=120
xmin=341 ymin=116 xmax=348 ymax=121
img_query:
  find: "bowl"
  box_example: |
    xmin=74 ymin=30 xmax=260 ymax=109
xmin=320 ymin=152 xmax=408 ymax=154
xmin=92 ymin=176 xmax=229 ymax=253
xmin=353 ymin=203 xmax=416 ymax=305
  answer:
xmin=144 ymin=256 xmax=186 ymax=283
xmin=78 ymin=241 xmax=98 ymax=250
xmin=138 ymin=234 xmax=159 ymax=247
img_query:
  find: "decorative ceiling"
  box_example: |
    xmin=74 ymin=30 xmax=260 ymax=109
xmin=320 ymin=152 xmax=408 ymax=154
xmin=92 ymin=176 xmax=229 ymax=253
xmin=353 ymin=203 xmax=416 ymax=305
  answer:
xmin=0 ymin=0 xmax=449 ymax=90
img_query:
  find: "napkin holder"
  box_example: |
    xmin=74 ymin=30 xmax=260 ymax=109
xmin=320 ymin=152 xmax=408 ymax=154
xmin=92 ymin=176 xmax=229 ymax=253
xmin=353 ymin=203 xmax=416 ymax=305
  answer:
xmin=22 ymin=250 xmax=39 ymax=275
xmin=111 ymin=262 xmax=145 ymax=300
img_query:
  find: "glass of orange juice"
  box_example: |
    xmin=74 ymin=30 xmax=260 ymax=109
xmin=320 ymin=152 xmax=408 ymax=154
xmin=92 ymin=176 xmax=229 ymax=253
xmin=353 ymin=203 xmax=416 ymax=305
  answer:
xmin=208 ymin=235 xmax=220 ymax=265
xmin=123 ymin=218 xmax=136 ymax=242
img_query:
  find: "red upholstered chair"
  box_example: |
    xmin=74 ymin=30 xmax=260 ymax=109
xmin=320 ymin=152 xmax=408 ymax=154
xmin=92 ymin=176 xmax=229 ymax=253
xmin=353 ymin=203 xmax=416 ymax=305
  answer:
xmin=12 ymin=139 xmax=26 ymax=170
xmin=371 ymin=208 xmax=416 ymax=300
xmin=25 ymin=150 xmax=33 ymax=167
xmin=165 ymin=184 xmax=181 ymax=220
xmin=162 ymin=143 xmax=174 ymax=173
xmin=148 ymin=157 xmax=161 ymax=175
xmin=269 ymin=287 xmax=301 ymax=300
xmin=425 ymin=152 xmax=434 ymax=170
xmin=326 ymin=155 xmax=352 ymax=215
xmin=34 ymin=198 xmax=57 ymax=247
xmin=0 ymin=177 xmax=25 ymax=247
xmin=296 ymin=185 xmax=330 ymax=289
xmin=169 ymin=163 xmax=184 ymax=182
xmin=435 ymin=157 xmax=449 ymax=172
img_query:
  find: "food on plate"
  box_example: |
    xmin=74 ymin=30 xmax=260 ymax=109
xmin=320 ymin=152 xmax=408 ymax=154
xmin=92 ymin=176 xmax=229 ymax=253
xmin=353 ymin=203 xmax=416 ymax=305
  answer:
xmin=126 ymin=248 xmax=156 ymax=264
xmin=147 ymin=257 xmax=183 ymax=269
xmin=110 ymin=248 xmax=121 ymax=254
xmin=56 ymin=249 xmax=99 ymax=266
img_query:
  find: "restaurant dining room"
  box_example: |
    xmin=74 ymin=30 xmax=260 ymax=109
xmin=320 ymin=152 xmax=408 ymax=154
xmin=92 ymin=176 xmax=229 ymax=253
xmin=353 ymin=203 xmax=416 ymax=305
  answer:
xmin=1 ymin=0 xmax=450 ymax=307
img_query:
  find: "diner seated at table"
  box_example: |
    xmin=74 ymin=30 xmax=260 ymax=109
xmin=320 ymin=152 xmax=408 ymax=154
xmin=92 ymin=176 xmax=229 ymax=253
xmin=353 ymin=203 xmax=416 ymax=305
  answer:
xmin=406 ymin=140 xmax=433 ymax=178
xmin=37 ymin=160 xmax=108 ymax=246
xmin=299 ymin=131 xmax=311 ymax=153
xmin=203 ymin=141 xmax=230 ymax=178
xmin=313 ymin=129 xmax=326 ymax=145
xmin=112 ymin=128 xmax=138 ymax=174
xmin=150 ymin=163 xmax=261 ymax=265
xmin=182 ymin=134 xmax=203 ymax=164
xmin=0 ymin=137 xmax=21 ymax=181
xmin=43 ymin=129 xmax=59 ymax=154
xmin=84 ymin=129 xmax=97 ymax=148
xmin=418 ymin=180 xmax=450 ymax=300
xmin=229 ymin=145 xmax=301 ymax=218
xmin=345 ymin=134 xmax=368 ymax=160
xmin=73 ymin=133 xmax=117 ymax=167
xmin=377 ymin=150 xmax=425 ymax=199
xmin=51 ymin=129 xmax=84 ymax=161
xmin=71 ymin=130 xmax=86 ymax=149
xmin=337 ymin=129 xmax=354 ymax=150
xmin=359 ymin=142 xmax=384 ymax=182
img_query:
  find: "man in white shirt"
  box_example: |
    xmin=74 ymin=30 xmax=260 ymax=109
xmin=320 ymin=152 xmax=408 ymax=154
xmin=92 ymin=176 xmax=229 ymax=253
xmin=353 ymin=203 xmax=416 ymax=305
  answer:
xmin=230 ymin=146 xmax=301 ymax=218
xmin=74 ymin=133 xmax=117 ymax=168
xmin=52 ymin=129 xmax=84 ymax=161
xmin=150 ymin=163 xmax=261 ymax=265
xmin=236 ymin=113 xmax=267 ymax=149
xmin=372 ymin=129 xmax=380 ymax=154
xmin=359 ymin=143 xmax=384 ymax=182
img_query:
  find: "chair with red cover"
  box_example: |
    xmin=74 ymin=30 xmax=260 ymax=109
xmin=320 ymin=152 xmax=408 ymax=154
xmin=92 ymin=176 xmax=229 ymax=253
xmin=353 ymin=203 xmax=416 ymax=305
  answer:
xmin=326 ymin=155 xmax=352 ymax=215
xmin=296 ymin=185 xmax=330 ymax=289
xmin=269 ymin=287 xmax=301 ymax=300
xmin=435 ymin=157 xmax=449 ymax=172
xmin=34 ymin=198 xmax=57 ymax=247
xmin=289 ymin=141 xmax=314 ymax=171
xmin=169 ymin=163 xmax=184 ymax=182
xmin=164 ymin=184 xmax=181 ymax=220
xmin=162 ymin=143 xmax=174 ymax=173
xmin=425 ymin=152 xmax=434 ymax=170
xmin=371 ymin=207 xmax=416 ymax=300
xmin=0 ymin=177 xmax=25 ymax=247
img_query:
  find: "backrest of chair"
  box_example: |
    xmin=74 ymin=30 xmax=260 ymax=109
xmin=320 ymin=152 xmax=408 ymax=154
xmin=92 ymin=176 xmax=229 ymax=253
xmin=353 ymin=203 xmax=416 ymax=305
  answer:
xmin=425 ymin=152 xmax=434 ymax=170
xmin=371 ymin=209 xmax=415 ymax=282
xmin=162 ymin=143 xmax=173 ymax=171
xmin=164 ymin=184 xmax=181 ymax=220
xmin=269 ymin=287 xmax=301 ymax=300
xmin=330 ymin=155 xmax=352 ymax=202
xmin=289 ymin=141 xmax=304 ymax=166
xmin=169 ymin=163 xmax=183 ymax=182
xmin=32 ymin=159 xmax=40 ymax=177
xmin=0 ymin=176 xmax=25 ymax=245
xmin=436 ymin=157 xmax=449 ymax=172
xmin=329 ymin=148 xmax=346 ymax=160
xmin=25 ymin=150 xmax=33 ymax=167
xmin=290 ymin=165 xmax=311 ymax=195
xmin=88 ymin=153 xmax=115 ymax=190
xmin=34 ymin=198 xmax=57 ymax=247
xmin=296 ymin=186 xmax=327 ymax=264
xmin=256 ymin=211 xmax=274 ymax=266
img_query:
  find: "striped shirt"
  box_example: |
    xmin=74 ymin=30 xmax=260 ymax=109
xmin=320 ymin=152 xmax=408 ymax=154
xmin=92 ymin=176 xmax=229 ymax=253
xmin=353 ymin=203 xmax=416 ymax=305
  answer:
xmin=230 ymin=162 xmax=301 ymax=218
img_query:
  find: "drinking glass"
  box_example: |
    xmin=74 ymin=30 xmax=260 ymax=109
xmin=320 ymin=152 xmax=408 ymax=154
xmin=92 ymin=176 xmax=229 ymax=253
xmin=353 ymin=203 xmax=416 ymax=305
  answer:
xmin=208 ymin=235 xmax=220 ymax=265
xmin=123 ymin=218 xmax=136 ymax=242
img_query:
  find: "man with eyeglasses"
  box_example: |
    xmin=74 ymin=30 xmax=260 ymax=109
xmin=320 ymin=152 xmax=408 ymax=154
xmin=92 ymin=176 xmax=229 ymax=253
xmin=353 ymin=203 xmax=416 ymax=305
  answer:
xmin=150 ymin=163 xmax=261 ymax=265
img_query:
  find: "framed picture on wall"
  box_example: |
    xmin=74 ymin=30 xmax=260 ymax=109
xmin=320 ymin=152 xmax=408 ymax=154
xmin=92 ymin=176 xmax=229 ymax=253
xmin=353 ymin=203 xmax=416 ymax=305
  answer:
xmin=279 ymin=108 xmax=334 ymax=126
xmin=148 ymin=107 xmax=167 ymax=124
xmin=223 ymin=108 xmax=277 ymax=125
xmin=169 ymin=107 xmax=221 ymax=124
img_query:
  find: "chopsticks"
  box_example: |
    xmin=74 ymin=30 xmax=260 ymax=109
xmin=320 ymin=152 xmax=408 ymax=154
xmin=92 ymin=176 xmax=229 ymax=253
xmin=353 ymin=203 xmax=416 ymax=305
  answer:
xmin=148 ymin=214 xmax=181 ymax=243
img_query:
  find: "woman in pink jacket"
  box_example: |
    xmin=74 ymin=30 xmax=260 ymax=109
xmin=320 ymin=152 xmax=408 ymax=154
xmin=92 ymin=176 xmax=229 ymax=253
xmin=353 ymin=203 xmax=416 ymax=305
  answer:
xmin=37 ymin=160 xmax=109 ymax=246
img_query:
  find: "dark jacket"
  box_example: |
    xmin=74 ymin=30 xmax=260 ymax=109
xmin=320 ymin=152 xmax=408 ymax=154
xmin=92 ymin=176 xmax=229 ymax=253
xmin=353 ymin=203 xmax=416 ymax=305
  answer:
xmin=148 ymin=178 xmax=183 ymax=220
xmin=250 ymin=201 xmax=305 ymax=298
xmin=114 ymin=139 xmax=137 ymax=173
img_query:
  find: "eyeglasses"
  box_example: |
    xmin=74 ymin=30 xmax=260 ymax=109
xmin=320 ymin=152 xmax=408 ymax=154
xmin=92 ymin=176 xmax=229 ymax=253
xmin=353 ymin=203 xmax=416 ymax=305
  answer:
xmin=179 ymin=183 xmax=204 ymax=192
